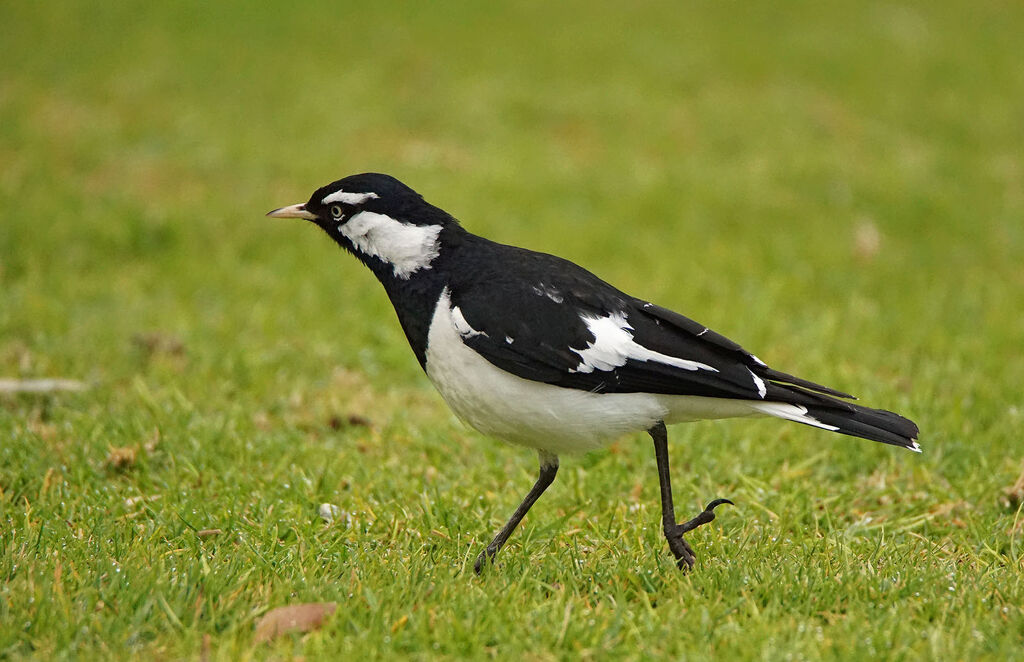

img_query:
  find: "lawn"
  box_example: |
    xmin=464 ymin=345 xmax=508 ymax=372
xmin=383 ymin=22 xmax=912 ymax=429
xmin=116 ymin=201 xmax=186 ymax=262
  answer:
xmin=2 ymin=0 xmax=1023 ymax=659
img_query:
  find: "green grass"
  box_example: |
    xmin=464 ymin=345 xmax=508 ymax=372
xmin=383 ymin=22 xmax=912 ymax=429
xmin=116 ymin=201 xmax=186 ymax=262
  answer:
xmin=2 ymin=0 xmax=1024 ymax=659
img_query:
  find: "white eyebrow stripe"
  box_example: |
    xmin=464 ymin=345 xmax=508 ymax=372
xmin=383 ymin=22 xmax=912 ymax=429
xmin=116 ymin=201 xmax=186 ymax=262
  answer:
xmin=322 ymin=191 xmax=380 ymax=205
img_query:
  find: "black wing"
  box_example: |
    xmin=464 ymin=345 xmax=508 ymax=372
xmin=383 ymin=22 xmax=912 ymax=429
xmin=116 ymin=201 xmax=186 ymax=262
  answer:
xmin=447 ymin=240 xmax=851 ymax=402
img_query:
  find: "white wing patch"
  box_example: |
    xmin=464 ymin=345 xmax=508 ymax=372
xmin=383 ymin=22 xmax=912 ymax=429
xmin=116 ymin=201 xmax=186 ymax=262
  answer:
xmin=451 ymin=306 xmax=487 ymax=339
xmin=748 ymin=402 xmax=840 ymax=431
xmin=339 ymin=211 xmax=442 ymax=279
xmin=531 ymin=283 xmax=564 ymax=304
xmin=571 ymin=312 xmax=719 ymax=374
xmin=748 ymin=368 xmax=767 ymax=398
xmin=322 ymin=190 xmax=380 ymax=206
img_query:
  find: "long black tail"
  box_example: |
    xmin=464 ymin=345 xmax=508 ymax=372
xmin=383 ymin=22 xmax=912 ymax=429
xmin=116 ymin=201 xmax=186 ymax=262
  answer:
xmin=760 ymin=374 xmax=920 ymax=452
xmin=803 ymin=401 xmax=920 ymax=451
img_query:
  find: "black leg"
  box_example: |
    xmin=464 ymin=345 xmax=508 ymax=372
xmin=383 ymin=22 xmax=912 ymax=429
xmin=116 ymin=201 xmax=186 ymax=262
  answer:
xmin=474 ymin=450 xmax=559 ymax=574
xmin=648 ymin=421 xmax=732 ymax=570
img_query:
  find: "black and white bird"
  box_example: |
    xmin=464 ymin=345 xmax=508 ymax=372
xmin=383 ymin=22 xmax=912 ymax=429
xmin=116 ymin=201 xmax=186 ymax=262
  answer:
xmin=267 ymin=173 xmax=920 ymax=572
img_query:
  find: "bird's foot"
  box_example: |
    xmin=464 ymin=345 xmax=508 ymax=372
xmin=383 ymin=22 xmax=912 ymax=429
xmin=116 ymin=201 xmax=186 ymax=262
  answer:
xmin=664 ymin=498 xmax=733 ymax=570
xmin=473 ymin=545 xmax=499 ymax=575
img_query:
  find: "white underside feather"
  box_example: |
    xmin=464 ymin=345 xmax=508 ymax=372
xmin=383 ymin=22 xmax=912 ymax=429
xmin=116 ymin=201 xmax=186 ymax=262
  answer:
xmin=425 ymin=289 xmax=821 ymax=455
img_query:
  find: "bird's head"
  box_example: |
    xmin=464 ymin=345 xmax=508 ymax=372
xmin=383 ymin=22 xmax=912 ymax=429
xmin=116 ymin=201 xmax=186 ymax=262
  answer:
xmin=267 ymin=173 xmax=458 ymax=280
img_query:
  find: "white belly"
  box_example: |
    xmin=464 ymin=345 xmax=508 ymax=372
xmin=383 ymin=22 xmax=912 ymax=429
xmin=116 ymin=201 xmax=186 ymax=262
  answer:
xmin=424 ymin=289 xmax=767 ymax=455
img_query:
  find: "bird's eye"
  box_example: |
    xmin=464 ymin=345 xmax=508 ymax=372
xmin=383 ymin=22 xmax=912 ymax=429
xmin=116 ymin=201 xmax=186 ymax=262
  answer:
xmin=330 ymin=205 xmax=344 ymax=219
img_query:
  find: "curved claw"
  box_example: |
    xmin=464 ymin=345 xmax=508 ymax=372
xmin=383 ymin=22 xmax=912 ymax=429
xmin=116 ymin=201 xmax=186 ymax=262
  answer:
xmin=662 ymin=499 xmax=735 ymax=570
xmin=676 ymin=498 xmax=734 ymax=535
xmin=705 ymin=498 xmax=734 ymax=511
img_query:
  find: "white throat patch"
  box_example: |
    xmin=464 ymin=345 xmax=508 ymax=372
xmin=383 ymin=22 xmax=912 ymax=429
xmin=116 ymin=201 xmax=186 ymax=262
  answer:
xmin=339 ymin=211 xmax=442 ymax=279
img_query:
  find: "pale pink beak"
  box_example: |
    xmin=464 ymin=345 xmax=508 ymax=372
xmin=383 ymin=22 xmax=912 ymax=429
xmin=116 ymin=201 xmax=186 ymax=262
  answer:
xmin=266 ymin=203 xmax=317 ymax=220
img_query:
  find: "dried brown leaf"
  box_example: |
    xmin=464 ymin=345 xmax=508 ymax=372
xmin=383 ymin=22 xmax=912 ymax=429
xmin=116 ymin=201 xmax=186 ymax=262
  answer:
xmin=132 ymin=332 xmax=186 ymax=357
xmin=345 ymin=414 xmax=372 ymax=428
xmin=106 ymin=446 xmax=137 ymax=470
xmin=327 ymin=414 xmax=373 ymax=430
xmin=1001 ymin=461 xmax=1024 ymax=510
xmin=254 ymin=603 xmax=337 ymax=643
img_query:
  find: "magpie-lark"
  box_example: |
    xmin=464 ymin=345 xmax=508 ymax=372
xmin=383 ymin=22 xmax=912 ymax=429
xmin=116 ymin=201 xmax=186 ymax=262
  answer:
xmin=268 ymin=173 xmax=920 ymax=572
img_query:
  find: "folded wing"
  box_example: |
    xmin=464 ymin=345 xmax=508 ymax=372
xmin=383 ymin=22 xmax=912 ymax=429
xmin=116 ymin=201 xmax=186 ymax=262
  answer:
xmin=448 ymin=248 xmax=841 ymax=402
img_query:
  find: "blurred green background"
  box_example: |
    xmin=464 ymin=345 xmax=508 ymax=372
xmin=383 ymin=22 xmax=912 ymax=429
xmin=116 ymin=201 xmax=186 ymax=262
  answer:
xmin=2 ymin=1 xmax=1023 ymax=659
